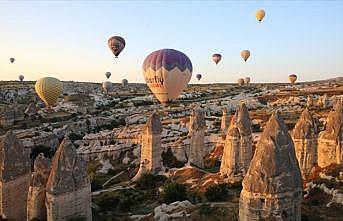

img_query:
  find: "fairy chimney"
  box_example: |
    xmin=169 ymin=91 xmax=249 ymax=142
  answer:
xmin=221 ymin=107 xmax=231 ymax=137
xmin=0 ymin=131 xmax=31 ymax=221
xmin=27 ymin=153 xmax=51 ymax=221
xmin=239 ymin=112 xmax=302 ymax=221
xmin=188 ymin=108 xmax=206 ymax=168
xmin=292 ymin=108 xmax=318 ymax=177
xmin=133 ymin=112 xmax=162 ymax=181
xmin=45 ymin=138 xmax=92 ymax=221
xmin=318 ymin=101 xmax=343 ymax=167
xmin=306 ymin=95 xmax=313 ymax=108
xmin=220 ymin=102 xmax=253 ymax=181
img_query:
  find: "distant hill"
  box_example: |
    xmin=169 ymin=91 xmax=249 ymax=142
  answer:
xmin=311 ymin=76 xmax=343 ymax=83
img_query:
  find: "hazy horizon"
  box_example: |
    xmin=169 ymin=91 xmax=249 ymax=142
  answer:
xmin=1 ymin=1 xmax=343 ymax=84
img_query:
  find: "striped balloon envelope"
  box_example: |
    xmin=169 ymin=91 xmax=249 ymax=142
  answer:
xmin=142 ymin=49 xmax=192 ymax=105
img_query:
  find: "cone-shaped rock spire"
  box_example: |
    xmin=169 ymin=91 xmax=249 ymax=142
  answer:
xmin=292 ymin=108 xmax=318 ymax=177
xmin=46 ymin=137 xmax=92 ymax=220
xmin=239 ymin=112 xmax=302 ymax=221
xmin=188 ymin=107 xmax=206 ymax=168
xmin=318 ymin=101 xmax=343 ymax=167
xmin=220 ymin=102 xmax=253 ymax=180
xmin=27 ymin=153 xmax=51 ymax=221
xmin=0 ymin=131 xmax=31 ymax=220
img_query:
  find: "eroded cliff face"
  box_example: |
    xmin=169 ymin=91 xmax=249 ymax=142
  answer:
xmin=189 ymin=108 xmax=206 ymax=168
xmin=0 ymin=131 xmax=31 ymax=221
xmin=292 ymin=108 xmax=318 ymax=177
xmin=318 ymin=101 xmax=343 ymax=167
xmin=27 ymin=153 xmax=51 ymax=221
xmin=220 ymin=102 xmax=252 ymax=181
xmin=239 ymin=112 xmax=302 ymax=221
xmin=46 ymin=137 xmax=92 ymax=221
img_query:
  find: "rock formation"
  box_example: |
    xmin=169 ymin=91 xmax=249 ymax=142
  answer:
xmin=221 ymin=107 xmax=231 ymax=137
xmin=239 ymin=112 xmax=302 ymax=221
xmin=318 ymin=101 xmax=343 ymax=167
xmin=46 ymin=138 xmax=92 ymax=221
xmin=188 ymin=108 xmax=206 ymax=168
xmin=0 ymin=131 xmax=31 ymax=221
xmin=25 ymin=102 xmax=38 ymax=118
xmin=27 ymin=153 xmax=51 ymax=221
xmin=220 ymin=102 xmax=252 ymax=181
xmin=292 ymin=108 xmax=318 ymax=177
xmin=306 ymin=95 xmax=313 ymax=108
xmin=133 ymin=112 xmax=163 ymax=180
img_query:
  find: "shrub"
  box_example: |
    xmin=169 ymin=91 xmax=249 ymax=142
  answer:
xmin=135 ymin=173 xmax=167 ymax=190
xmin=30 ymin=145 xmax=55 ymax=160
xmin=205 ymin=183 xmax=229 ymax=202
xmin=162 ymin=148 xmax=185 ymax=168
xmin=162 ymin=182 xmax=187 ymax=204
xmin=68 ymin=132 xmax=84 ymax=142
xmin=67 ymin=217 xmax=86 ymax=221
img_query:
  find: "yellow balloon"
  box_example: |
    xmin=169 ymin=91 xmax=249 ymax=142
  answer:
xmin=35 ymin=77 xmax=63 ymax=107
xmin=241 ymin=50 xmax=250 ymax=62
xmin=256 ymin=9 xmax=266 ymax=22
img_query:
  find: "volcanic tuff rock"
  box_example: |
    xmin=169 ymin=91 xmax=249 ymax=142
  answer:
xmin=0 ymin=131 xmax=31 ymax=221
xmin=25 ymin=102 xmax=38 ymax=117
xmin=220 ymin=102 xmax=252 ymax=180
xmin=239 ymin=112 xmax=302 ymax=221
xmin=27 ymin=153 xmax=51 ymax=221
xmin=292 ymin=108 xmax=318 ymax=177
xmin=306 ymin=95 xmax=314 ymax=108
xmin=133 ymin=112 xmax=163 ymax=181
xmin=46 ymin=137 xmax=92 ymax=221
xmin=188 ymin=107 xmax=206 ymax=168
xmin=221 ymin=107 xmax=231 ymax=137
xmin=318 ymin=101 xmax=343 ymax=167
xmin=46 ymin=137 xmax=89 ymax=195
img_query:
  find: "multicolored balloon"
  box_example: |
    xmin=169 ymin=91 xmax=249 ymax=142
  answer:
xmin=288 ymin=74 xmax=297 ymax=84
xmin=35 ymin=77 xmax=63 ymax=107
xmin=19 ymin=75 xmax=24 ymax=82
xmin=122 ymin=79 xmax=128 ymax=87
xmin=105 ymin=72 xmax=111 ymax=79
xmin=10 ymin=58 xmax=15 ymax=63
xmin=142 ymin=49 xmax=192 ymax=105
xmin=102 ymin=81 xmax=112 ymax=93
xmin=196 ymin=74 xmax=202 ymax=81
xmin=241 ymin=50 xmax=250 ymax=62
xmin=244 ymin=77 xmax=251 ymax=85
xmin=212 ymin=54 xmax=222 ymax=65
xmin=237 ymin=78 xmax=245 ymax=86
xmin=108 ymin=36 xmax=125 ymax=58
xmin=256 ymin=9 xmax=266 ymax=22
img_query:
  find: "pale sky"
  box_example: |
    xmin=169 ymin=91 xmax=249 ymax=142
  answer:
xmin=0 ymin=1 xmax=343 ymax=83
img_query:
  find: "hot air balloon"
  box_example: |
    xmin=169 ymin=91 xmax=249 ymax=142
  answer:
xmin=237 ymin=78 xmax=245 ymax=86
xmin=102 ymin=81 xmax=112 ymax=93
xmin=10 ymin=58 xmax=15 ymax=63
xmin=35 ymin=77 xmax=63 ymax=107
xmin=108 ymin=36 xmax=125 ymax=58
xmin=256 ymin=9 xmax=266 ymax=22
xmin=289 ymin=74 xmax=297 ymax=85
xmin=122 ymin=79 xmax=128 ymax=87
xmin=241 ymin=50 xmax=250 ymax=62
xmin=212 ymin=54 xmax=222 ymax=65
xmin=19 ymin=75 xmax=24 ymax=82
xmin=105 ymin=72 xmax=111 ymax=79
xmin=196 ymin=74 xmax=202 ymax=81
xmin=142 ymin=49 xmax=192 ymax=105
xmin=244 ymin=77 xmax=251 ymax=85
